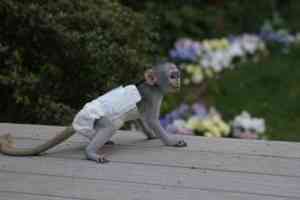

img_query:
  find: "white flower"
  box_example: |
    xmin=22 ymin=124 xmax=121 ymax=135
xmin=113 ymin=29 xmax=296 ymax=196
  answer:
xmin=200 ymin=57 xmax=211 ymax=69
xmin=228 ymin=41 xmax=244 ymax=58
xmin=240 ymin=34 xmax=263 ymax=55
xmin=192 ymin=72 xmax=204 ymax=84
xmin=173 ymin=119 xmax=187 ymax=129
xmin=295 ymin=33 xmax=300 ymax=43
xmin=232 ymin=111 xmax=266 ymax=134
xmin=251 ymin=118 xmax=266 ymax=133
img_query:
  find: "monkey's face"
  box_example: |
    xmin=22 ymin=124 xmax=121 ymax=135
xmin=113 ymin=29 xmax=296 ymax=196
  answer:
xmin=144 ymin=62 xmax=181 ymax=93
xmin=159 ymin=63 xmax=181 ymax=93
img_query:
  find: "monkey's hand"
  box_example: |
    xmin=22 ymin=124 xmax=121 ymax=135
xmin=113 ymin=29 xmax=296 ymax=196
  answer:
xmin=166 ymin=136 xmax=187 ymax=147
xmin=173 ymin=140 xmax=187 ymax=147
xmin=146 ymin=119 xmax=187 ymax=147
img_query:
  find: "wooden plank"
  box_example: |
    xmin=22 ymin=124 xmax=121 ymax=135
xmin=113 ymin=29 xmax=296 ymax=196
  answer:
xmin=0 ymin=191 xmax=74 ymax=200
xmin=11 ymin=138 xmax=300 ymax=177
xmin=1 ymin=123 xmax=300 ymax=159
xmin=0 ymin=156 xmax=299 ymax=198
xmin=0 ymin=171 xmax=298 ymax=200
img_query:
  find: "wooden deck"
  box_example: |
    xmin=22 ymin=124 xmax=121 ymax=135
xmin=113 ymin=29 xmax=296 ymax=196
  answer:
xmin=0 ymin=123 xmax=299 ymax=200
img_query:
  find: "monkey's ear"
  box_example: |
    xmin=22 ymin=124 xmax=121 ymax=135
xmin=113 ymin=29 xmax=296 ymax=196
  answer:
xmin=144 ymin=69 xmax=158 ymax=86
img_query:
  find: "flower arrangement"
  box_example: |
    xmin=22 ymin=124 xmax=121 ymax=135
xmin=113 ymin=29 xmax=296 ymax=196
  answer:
xmin=231 ymin=111 xmax=266 ymax=139
xmin=160 ymin=102 xmax=230 ymax=137
xmin=169 ymin=39 xmax=202 ymax=62
xmin=259 ymin=13 xmax=300 ymax=49
xmin=162 ymin=24 xmax=297 ymax=140
xmin=169 ymin=35 xmax=267 ymax=85
xmin=170 ymin=27 xmax=300 ymax=86
xmin=160 ymin=103 xmax=266 ymax=140
xmin=185 ymin=107 xmax=230 ymax=137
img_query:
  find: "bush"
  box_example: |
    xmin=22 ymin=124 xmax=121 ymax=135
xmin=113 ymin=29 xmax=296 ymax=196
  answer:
xmin=0 ymin=0 xmax=158 ymax=125
xmin=205 ymin=47 xmax=300 ymax=141
xmin=280 ymin=0 xmax=300 ymax=32
xmin=120 ymin=0 xmax=274 ymax=52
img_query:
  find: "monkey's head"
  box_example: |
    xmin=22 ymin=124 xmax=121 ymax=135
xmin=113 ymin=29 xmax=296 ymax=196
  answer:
xmin=144 ymin=62 xmax=181 ymax=93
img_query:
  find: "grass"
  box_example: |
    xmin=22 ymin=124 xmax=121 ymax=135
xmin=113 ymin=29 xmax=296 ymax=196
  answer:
xmin=206 ymin=47 xmax=300 ymax=142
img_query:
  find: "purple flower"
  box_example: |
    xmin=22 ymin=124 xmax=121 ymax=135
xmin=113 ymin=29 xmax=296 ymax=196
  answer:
xmin=169 ymin=38 xmax=202 ymax=62
xmin=228 ymin=35 xmax=239 ymax=43
xmin=178 ymin=104 xmax=190 ymax=116
xmin=170 ymin=110 xmax=181 ymax=120
xmin=192 ymin=102 xmax=208 ymax=118
xmin=160 ymin=117 xmax=172 ymax=128
xmin=259 ymin=30 xmax=291 ymax=47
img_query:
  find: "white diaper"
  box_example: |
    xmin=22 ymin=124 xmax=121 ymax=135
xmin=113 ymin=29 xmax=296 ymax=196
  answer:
xmin=72 ymin=85 xmax=141 ymax=138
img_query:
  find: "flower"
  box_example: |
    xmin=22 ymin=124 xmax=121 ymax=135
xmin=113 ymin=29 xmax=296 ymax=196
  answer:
xmin=192 ymin=102 xmax=208 ymax=118
xmin=231 ymin=111 xmax=266 ymax=139
xmin=228 ymin=40 xmax=244 ymax=58
xmin=184 ymin=64 xmax=205 ymax=84
xmin=176 ymin=34 xmax=269 ymax=85
xmin=239 ymin=34 xmax=265 ymax=55
xmin=184 ymin=107 xmax=230 ymax=137
xmin=169 ymin=38 xmax=202 ymax=62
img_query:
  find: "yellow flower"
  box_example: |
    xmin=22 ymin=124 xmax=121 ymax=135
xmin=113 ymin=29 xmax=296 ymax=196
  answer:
xmin=209 ymin=127 xmax=222 ymax=137
xmin=221 ymin=123 xmax=231 ymax=136
xmin=185 ymin=117 xmax=200 ymax=130
xmin=204 ymin=69 xmax=214 ymax=78
xmin=192 ymin=67 xmax=204 ymax=84
xmin=219 ymin=38 xmax=230 ymax=49
xmin=204 ymin=132 xmax=214 ymax=137
xmin=203 ymin=40 xmax=212 ymax=50
xmin=186 ymin=64 xmax=195 ymax=73
xmin=183 ymin=78 xmax=191 ymax=85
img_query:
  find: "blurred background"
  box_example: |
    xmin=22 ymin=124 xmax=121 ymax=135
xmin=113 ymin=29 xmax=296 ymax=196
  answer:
xmin=1 ymin=0 xmax=300 ymax=141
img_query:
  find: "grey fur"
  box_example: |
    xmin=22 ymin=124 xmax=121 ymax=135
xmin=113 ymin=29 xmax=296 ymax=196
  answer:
xmin=0 ymin=62 xmax=187 ymax=163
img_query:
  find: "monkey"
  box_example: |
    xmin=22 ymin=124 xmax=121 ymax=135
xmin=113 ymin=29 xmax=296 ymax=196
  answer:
xmin=0 ymin=62 xmax=187 ymax=163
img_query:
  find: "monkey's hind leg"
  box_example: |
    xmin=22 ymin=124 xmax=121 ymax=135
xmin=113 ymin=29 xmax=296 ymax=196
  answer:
xmin=85 ymin=119 xmax=116 ymax=164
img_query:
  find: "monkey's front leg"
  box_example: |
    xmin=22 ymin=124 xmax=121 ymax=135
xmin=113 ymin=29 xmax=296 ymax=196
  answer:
xmin=85 ymin=118 xmax=116 ymax=163
xmin=147 ymin=119 xmax=187 ymax=147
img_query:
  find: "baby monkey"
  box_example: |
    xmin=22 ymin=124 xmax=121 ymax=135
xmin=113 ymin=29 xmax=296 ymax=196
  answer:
xmin=0 ymin=62 xmax=187 ymax=163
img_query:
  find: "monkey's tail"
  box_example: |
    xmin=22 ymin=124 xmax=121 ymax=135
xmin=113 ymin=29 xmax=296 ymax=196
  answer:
xmin=0 ymin=127 xmax=75 ymax=156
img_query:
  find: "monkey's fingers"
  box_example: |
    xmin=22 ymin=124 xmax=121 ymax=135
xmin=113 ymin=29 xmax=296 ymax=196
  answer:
xmin=174 ymin=140 xmax=187 ymax=147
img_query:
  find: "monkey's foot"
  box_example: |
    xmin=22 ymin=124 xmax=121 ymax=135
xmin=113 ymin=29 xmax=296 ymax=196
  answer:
xmin=147 ymin=136 xmax=158 ymax=140
xmin=105 ymin=140 xmax=115 ymax=145
xmin=96 ymin=156 xmax=110 ymax=164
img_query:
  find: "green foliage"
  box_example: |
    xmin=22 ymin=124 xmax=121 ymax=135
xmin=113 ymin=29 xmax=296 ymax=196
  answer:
xmin=280 ymin=0 xmax=300 ymax=32
xmin=206 ymin=47 xmax=300 ymax=141
xmin=0 ymin=0 xmax=158 ymax=124
xmin=120 ymin=0 xmax=274 ymax=52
